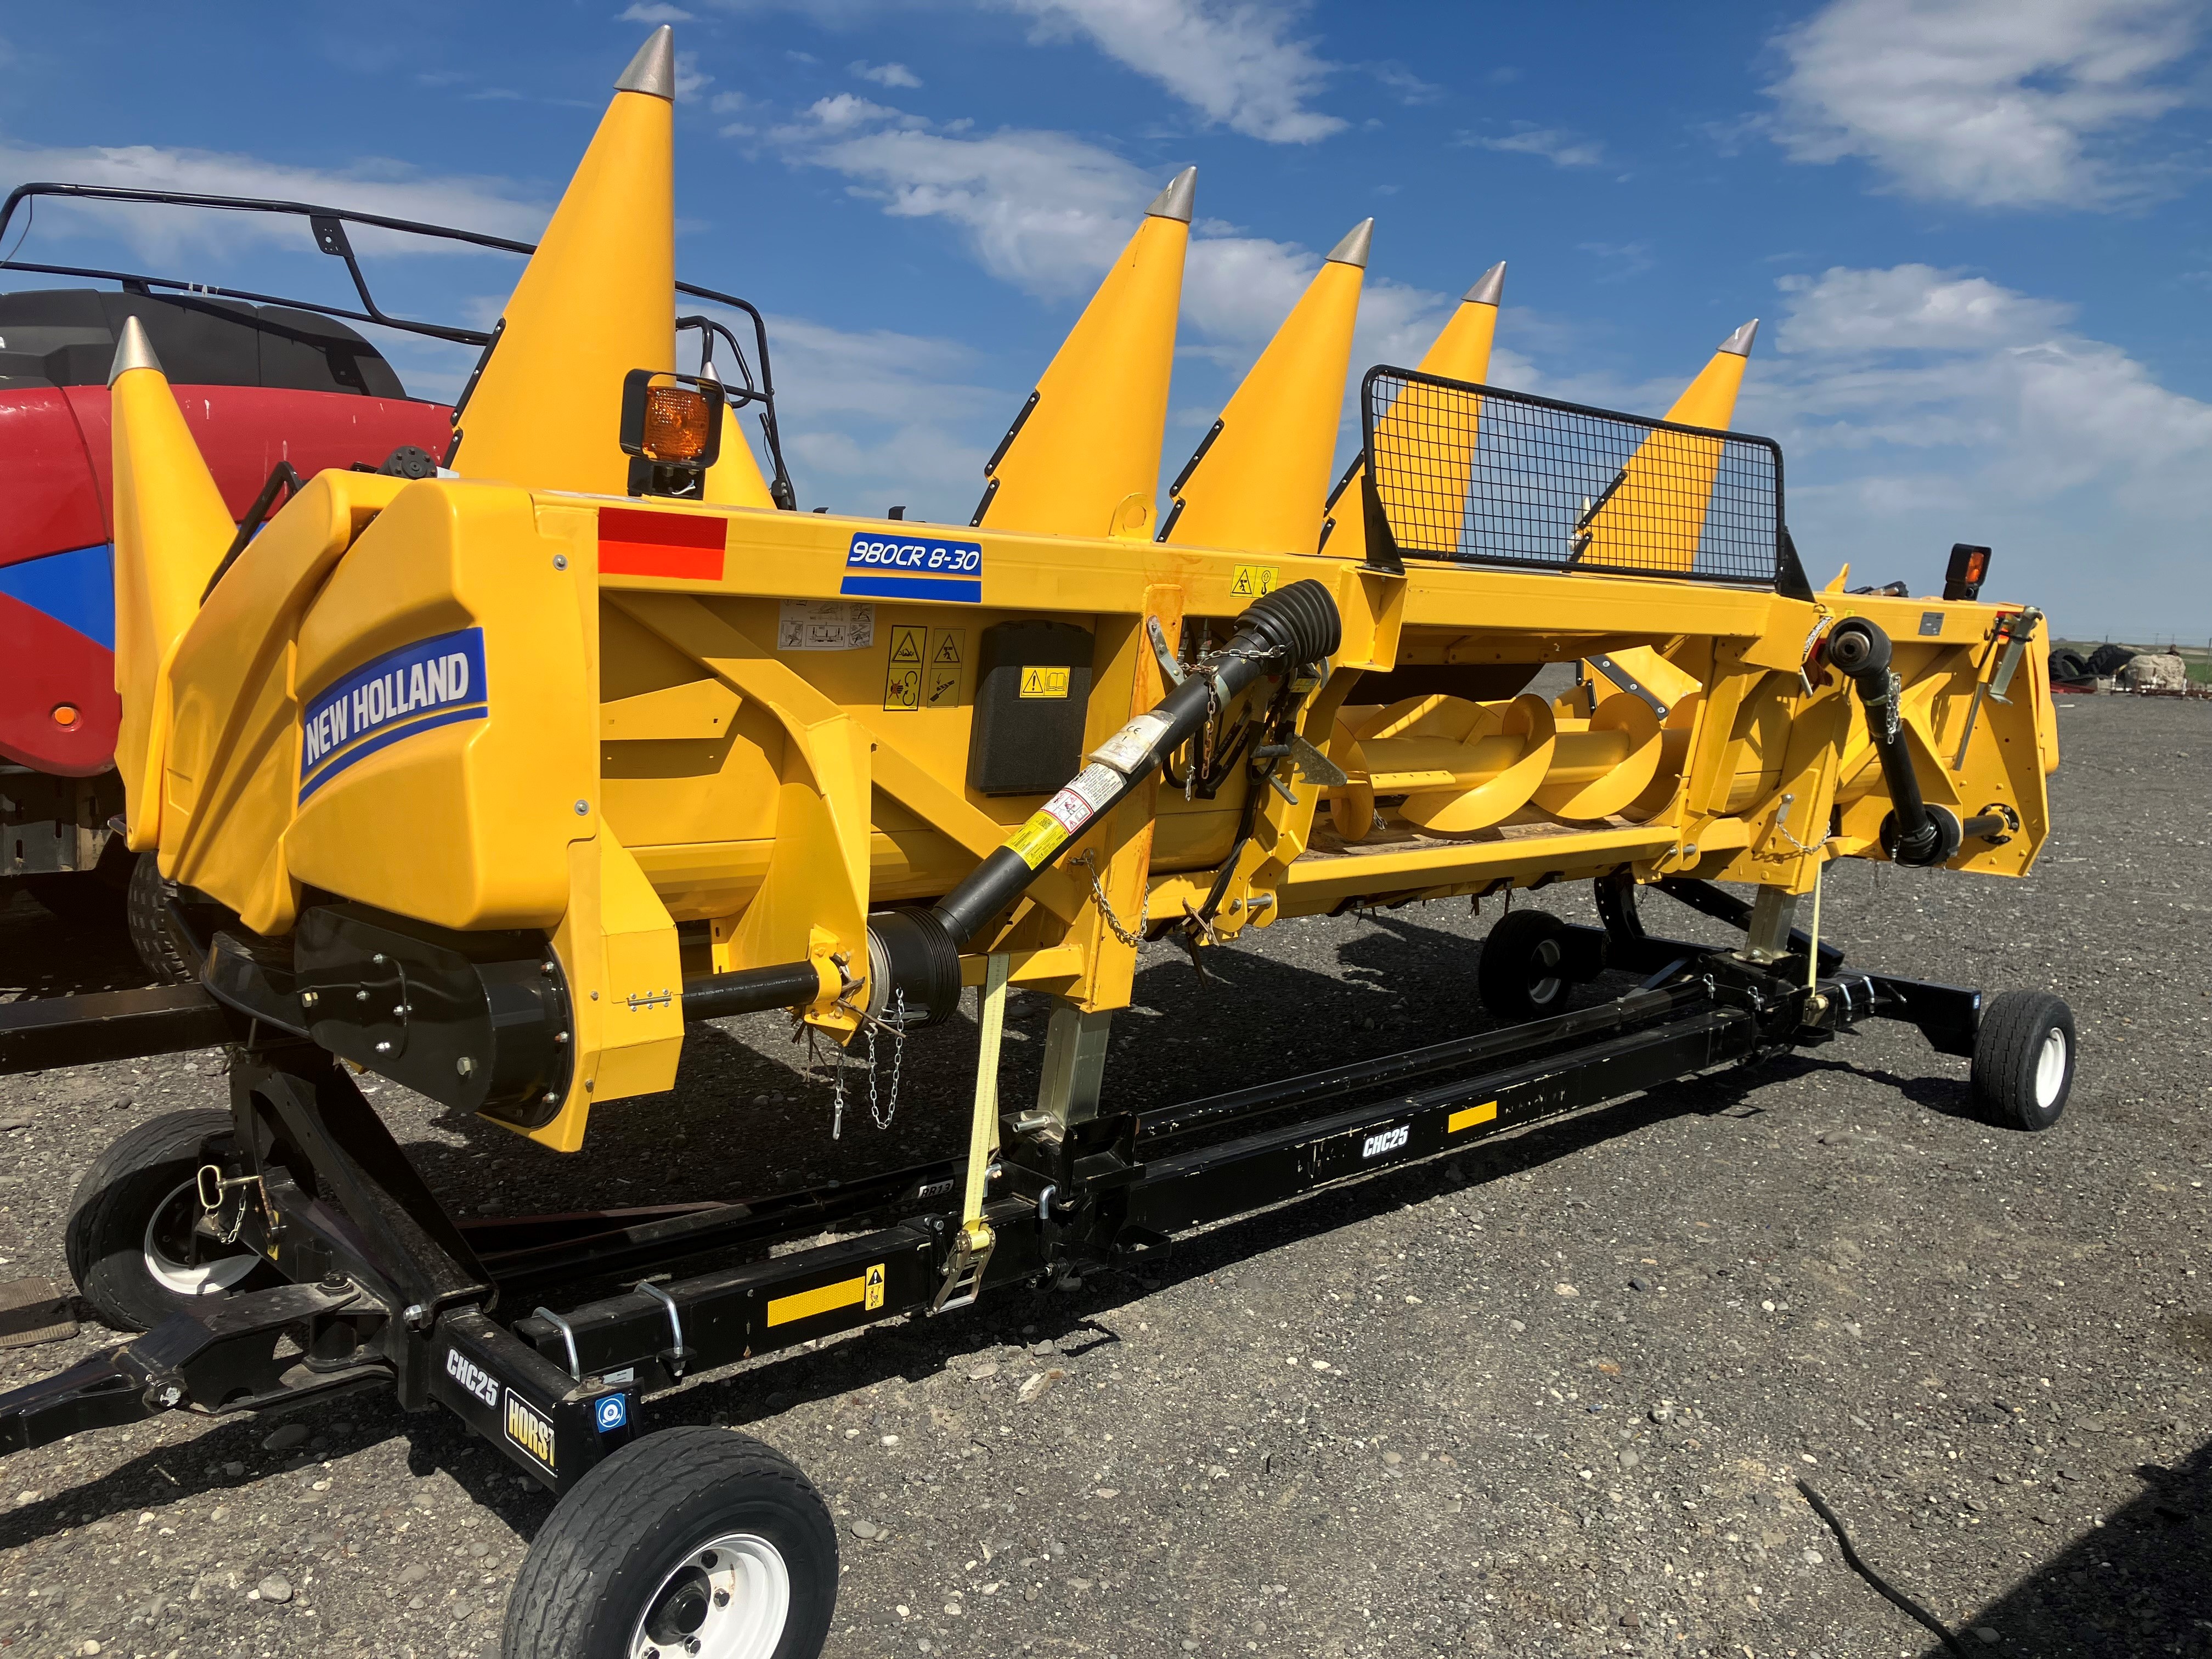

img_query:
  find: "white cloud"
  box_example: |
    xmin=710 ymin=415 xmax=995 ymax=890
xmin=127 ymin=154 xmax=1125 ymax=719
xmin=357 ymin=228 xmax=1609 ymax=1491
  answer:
xmin=1002 ymin=0 xmax=1345 ymax=144
xmin=1767 ymin=0 xmax=2204 ymax=208
xmin=675 ymin=49 xmax=714 ymax=101
xmin=619 ymin=3 xmax=695 ymax=21
xmin=0 ymin=139 xmax=548 ymax=262
xmin=1740 ymin=262 xmax=2212 ymax=631
xmin=695 ymin=311 xmax=997 ymax=519
xmin=1773 ymin=264 xmax=2073 ymax=353
xmin=777 ymin=97 xmax=1148 ymax=295
xmin=1461 ymin=125 xmax=1605 ymax=168
xmin=849 ymin=60 xmax=923 ymax=88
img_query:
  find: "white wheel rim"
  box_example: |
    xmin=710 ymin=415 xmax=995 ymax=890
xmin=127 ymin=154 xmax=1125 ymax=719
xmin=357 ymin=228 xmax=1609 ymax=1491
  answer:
xmin=1530 ymin=939 xmax=1564 ymax=1005
xmin=142 ymin=1180 xmax=259 ymax=1298
xmin=629 ymin=1532 xmax=790 ymax=1659
xmin=2032 ymin=1026 xmax=2068 ymax=1109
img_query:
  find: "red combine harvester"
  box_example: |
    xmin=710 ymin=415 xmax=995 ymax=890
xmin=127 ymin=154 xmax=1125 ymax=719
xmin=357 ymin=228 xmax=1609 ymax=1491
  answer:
xmin=0 ymin=184 xmax=790 ymax=969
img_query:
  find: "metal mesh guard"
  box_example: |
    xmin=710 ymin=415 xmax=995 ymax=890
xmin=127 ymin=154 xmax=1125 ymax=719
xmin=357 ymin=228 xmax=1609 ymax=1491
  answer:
xmin=1361 ymin=366 xmax=1784 ymax=586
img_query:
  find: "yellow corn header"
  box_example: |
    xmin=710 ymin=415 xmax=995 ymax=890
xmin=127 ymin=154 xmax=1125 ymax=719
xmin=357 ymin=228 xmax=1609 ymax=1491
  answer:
xmin=104 ymin=26 xmax=2056 ymax=1155
xmin=0 ymin=31 xmax=2079 ymax=1656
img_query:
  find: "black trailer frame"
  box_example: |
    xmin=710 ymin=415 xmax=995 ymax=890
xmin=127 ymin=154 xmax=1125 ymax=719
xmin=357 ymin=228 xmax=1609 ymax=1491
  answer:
xmin=0 ymin=874 xmax=1987 ymax=1499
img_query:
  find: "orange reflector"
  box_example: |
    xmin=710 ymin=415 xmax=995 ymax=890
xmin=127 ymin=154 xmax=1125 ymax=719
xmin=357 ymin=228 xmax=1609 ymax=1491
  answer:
xmin=51 ymin=704 xmax=79 ymax=728
xmin=640 ymin=386 xmax=712 ymax=464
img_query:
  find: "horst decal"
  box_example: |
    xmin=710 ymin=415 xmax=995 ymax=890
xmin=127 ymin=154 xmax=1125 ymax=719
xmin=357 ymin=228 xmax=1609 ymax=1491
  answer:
xmin=299 ymin=627 xmax=488 ymax=803
xmin=839 ymin=531 xmax=984 ymax=603
xmin=504 ymin=1391 xmax=557 ymax=1472
xmin=599 ymin=507 xmax=726 ymax=581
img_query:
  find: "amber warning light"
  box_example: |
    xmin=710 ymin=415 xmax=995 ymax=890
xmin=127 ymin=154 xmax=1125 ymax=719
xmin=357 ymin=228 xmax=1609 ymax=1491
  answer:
xmin=619 ymin=370 xmax=724 ymax=483
xmin=1943 ymin=543 xmax=1991 ymax=602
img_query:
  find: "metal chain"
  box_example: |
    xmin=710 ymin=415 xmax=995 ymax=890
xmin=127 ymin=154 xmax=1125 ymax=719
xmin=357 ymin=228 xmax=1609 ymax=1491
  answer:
xmin=1070 ymin=849 xmax=1149 ymax=947
xmin=867 ymin=989 xmax=907 ymax=1131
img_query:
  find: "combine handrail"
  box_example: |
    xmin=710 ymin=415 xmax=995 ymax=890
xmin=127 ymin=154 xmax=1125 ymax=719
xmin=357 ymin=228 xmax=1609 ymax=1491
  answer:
xmin=0 ymin=182 xmax=794 ymax=504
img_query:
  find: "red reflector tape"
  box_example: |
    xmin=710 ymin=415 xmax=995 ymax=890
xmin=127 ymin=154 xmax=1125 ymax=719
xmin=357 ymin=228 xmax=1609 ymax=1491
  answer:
xmin=599 ymin=507 xmax=726 ymax=580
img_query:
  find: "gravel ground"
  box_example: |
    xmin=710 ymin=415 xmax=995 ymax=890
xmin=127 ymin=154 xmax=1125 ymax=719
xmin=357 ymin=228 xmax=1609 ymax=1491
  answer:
xmin=0 ymin=690 xmax=2205 ymax=1659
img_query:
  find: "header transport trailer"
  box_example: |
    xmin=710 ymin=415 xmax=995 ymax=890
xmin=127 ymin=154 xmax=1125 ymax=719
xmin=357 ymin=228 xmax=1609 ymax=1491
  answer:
xmin=0 ymin=27 xmax=2070 ymax=1659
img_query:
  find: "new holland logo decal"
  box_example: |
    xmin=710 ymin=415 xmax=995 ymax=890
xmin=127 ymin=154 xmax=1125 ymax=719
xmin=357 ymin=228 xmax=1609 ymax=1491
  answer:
xmin=298 ymin=627 xmax=487 ymax=803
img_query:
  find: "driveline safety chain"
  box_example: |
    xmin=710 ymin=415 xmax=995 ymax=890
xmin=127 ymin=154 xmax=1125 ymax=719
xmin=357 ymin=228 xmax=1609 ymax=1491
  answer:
xmin=798 ymin=979 xmax=909 ymax=1138
xmin=866 ymin=989 xmax=908 ymax=1131
xmin=1069 ymin=849 xmax=1149 ymax=947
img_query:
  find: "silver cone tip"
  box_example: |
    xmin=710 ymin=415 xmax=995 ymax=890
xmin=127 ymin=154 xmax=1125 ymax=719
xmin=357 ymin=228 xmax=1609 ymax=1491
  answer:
xmin=1324 ymin=217 xmax=1374 ymax=269
xmin=1146 ymin=166 xmax=1198 ymax=224
xmin=1718 ymin=317 xmax=1759 ymax=357
xmin=616 ymin=24 xmax=677 ymax=99
xmin=107 ymin=315 xmax=161 ymax=385
xmin=1463 ymin=261 xmax=1506 ymax=307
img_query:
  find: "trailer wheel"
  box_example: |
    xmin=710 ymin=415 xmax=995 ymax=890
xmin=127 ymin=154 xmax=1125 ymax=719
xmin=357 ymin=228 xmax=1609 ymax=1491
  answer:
xmin=66 ymin=1108 xmax=264 ymax=1331
xmin=1971 ymin=990 xmax=2075 ymax=1132
xmin=503 ymin=1426 xmax=837 ymax=1659
xmin=126 ymin=853 xmax=193 ymax=985
xmin=1477 ymin=909 xmax=1574 ymax=1023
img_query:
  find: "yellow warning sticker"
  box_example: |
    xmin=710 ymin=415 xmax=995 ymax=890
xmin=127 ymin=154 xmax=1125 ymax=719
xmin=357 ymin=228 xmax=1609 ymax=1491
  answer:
xmin=926 ymin=630 xmax=964 ymax=707
xmin=865 ymin=1262 xmax=886 ymax=1311
xmin=1019 ymin=665 xmax=1071 ymax=699
xmin=1005 ymin=810 xmax=1070 ymax=870
xmin=1447 ymin=1100 xmax=1499 ymax=1135
xmin=1230 ymin=564 xmax=1279 ymax=598
xmin=883 ymin=625 xmax=926 ymax=710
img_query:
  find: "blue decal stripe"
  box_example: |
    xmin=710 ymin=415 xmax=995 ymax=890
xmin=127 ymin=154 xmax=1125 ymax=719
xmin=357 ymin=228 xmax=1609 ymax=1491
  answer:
xmin=300 ymin=704 xmax=486 ymax=802
xmin=0 ymin=545 xmax=116 ymax=650
xmin=840 ymin=574 xmax=984 ymax=603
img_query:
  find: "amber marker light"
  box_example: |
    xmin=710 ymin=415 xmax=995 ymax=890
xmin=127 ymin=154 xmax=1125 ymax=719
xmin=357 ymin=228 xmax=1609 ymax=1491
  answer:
xmin=618 ymin=369 xmax=726 ymax=499
xmin=641 ymin=384 xmax=712 ymax=463
xmin=51 ymin=704 xmax=80 ymax=728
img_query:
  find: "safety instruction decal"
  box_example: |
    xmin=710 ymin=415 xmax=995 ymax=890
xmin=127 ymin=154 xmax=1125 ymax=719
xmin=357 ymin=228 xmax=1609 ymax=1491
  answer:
xmin=778 ymin=599 xmax=874 ymax=651
xmin=1004 ymin=811 xmax=1070 ymax=871
xmin=1040 ymin=763 xmax=1120 ymax=838
xmin=1231 ymin=564 xmax=1279 ymax=598
xmin=840 ymin=532 xmax=984 ymax=603
xmin=883 ymin=625 xmax=926 ymax=710
xmin=1019 ymin=666 xmax=1071 ymax=699
xmin=927 ymin=631 xmax=964 ymax=707
xmin=299 ymin=627 xmax=487 ymax=803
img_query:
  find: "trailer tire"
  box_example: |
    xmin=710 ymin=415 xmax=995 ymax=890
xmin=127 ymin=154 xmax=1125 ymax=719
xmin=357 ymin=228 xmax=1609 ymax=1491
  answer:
xmin=126 ymin=853 xmax=193 ymax=985
xmin=1970 ymin=990 xmax=2075 ymax=1132
xmin=1477 ymin=909 xmax=1575 ymax=1024
xmin=503 ymin=1426 xmax=837 ymax=1659
xmin=66 ymin=1108 xmax=264 ymax=1331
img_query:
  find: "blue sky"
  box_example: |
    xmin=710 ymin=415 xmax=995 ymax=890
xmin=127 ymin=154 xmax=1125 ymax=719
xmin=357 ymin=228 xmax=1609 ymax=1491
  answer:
xmin=3 ymin=0 xmax=2208 ymax=639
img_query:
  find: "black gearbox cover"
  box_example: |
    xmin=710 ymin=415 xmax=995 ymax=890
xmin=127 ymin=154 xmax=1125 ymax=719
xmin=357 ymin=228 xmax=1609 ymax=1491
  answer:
xmin=294 ymin=905 xmax=571 ymax=1124
xmin=967 ymin=620 xmax=1094 ymax=795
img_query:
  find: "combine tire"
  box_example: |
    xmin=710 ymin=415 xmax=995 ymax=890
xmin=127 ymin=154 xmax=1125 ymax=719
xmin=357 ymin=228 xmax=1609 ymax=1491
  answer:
xmin=1970 ymin=990 xmax=2075 ymax=1132
xmin=126 ymin=851 xmax=193 ymax=984
xmin=504 ymin=1426 xmax=837 ymax=1659
xmin=2084 ymin=644 xmax=2135 ymax=678
xmin=65 ymin=1109 xmax=264 ymax=1331
xmin=2046 ymin=649 xmax=2090 ymax=684
xmin=1477 ymin=909 xmax=1576 ymax=1024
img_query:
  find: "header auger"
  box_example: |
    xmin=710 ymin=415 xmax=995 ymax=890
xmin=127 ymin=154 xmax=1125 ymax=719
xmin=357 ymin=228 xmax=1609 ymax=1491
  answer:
xmin=0 ymin=25 xmax=2073 ymax=1659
